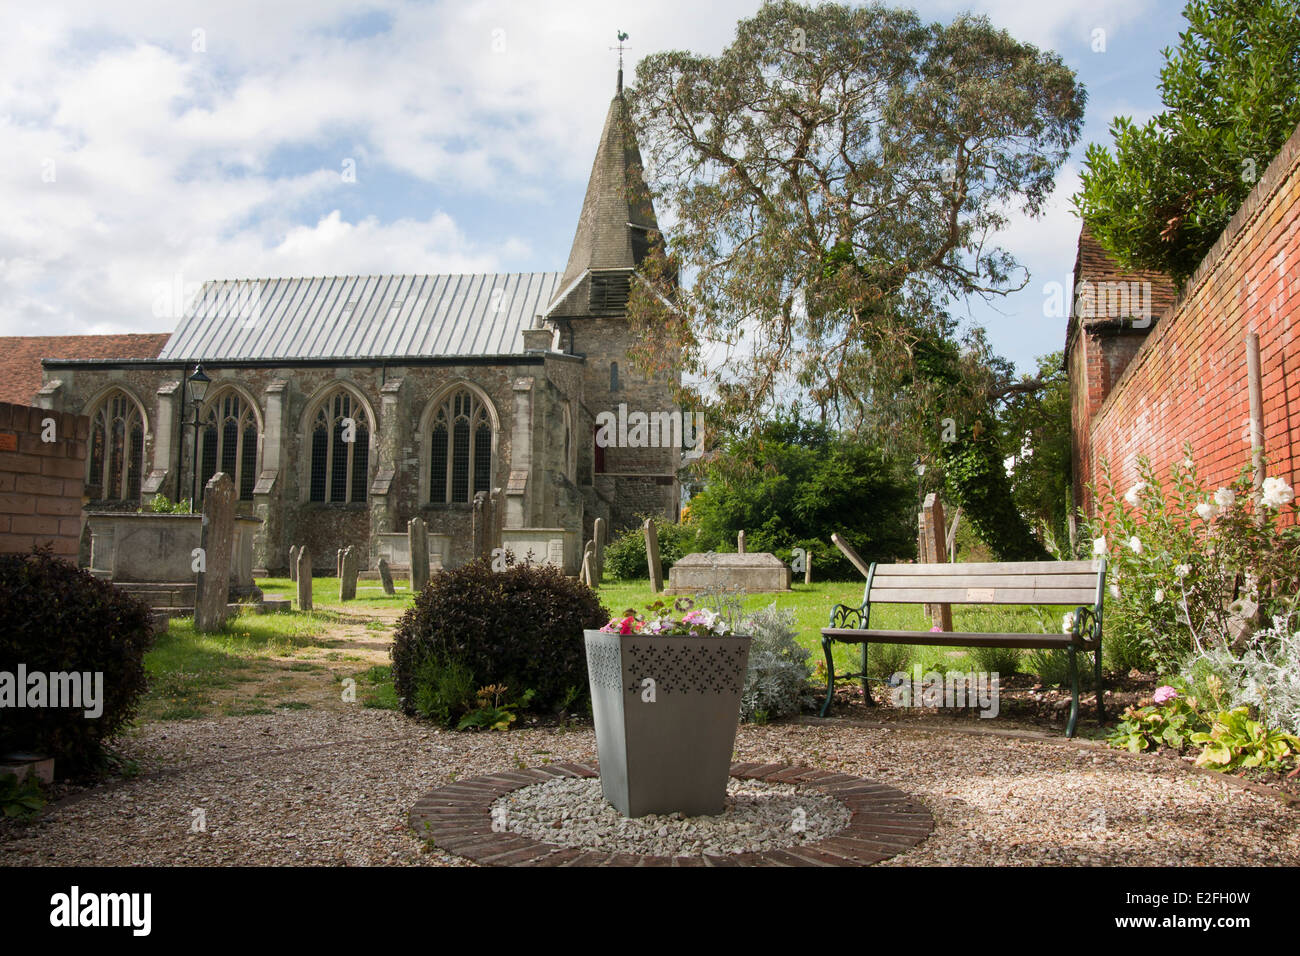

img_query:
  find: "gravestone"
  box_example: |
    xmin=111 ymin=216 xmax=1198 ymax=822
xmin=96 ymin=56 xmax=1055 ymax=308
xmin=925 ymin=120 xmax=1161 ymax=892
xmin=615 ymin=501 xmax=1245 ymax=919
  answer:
xmin=194 ymin=472 xmax=235 ymax=633
xmin=408 ymin=517 xmax=430 ymax=593
xmin=805 ymin=551 xmax=813 ymax=585
xmin=472 ymin=491 xmax=495 ymax=560
xmin=666 ymin=552 xmax=791 ymax=594
xmin=296 ymin=547 xmax=312 ymax=610
xmin=737 ymin=530 xmax=746 ymax=554
xmin=643 ymin=518 xmax=662 ymax=593
xmin=339 ymin=546 xmax=358 ymax=601
xmin=377 ymin=557 xmax=396 ymax=595
xmin=581 ymin=540 xmax=596 ymax=588
xmin=593 ymin=517 xmax=606 ymax=582
xmin=337 ymin=548 xmax=344 ymax=579
xmin=288 ymin=545 xmax=299 ymax=581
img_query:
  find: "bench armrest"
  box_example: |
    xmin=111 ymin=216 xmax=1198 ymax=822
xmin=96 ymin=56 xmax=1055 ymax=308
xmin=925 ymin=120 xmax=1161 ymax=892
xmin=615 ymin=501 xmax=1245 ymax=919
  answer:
xmin=1072 ymin=605 xmax=1102 ymax=649
xmin=829 ymin=603 xmax=867 ymax=629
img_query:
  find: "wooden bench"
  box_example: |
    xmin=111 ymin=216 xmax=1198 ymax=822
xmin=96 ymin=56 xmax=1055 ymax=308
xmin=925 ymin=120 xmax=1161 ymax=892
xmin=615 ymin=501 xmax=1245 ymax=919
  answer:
xmin=819 ymin=540 xmax=1107 ymax=737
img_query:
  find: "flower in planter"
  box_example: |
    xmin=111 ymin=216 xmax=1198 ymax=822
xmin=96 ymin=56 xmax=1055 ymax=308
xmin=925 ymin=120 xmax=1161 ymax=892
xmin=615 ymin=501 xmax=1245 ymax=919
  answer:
xmin=1152 ymin=685 xmax=1178 ymax=705
xmin=1262 ymin=475 xmax=1294 ymax=509
xmin=600 ymin=615 xmax=644 ymax=635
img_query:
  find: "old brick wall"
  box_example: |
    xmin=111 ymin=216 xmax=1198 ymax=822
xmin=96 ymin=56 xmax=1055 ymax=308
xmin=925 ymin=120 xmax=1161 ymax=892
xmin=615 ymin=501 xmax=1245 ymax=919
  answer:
xmin=1084 ymin=121 xmax=1300 ymax=520
xmin=0 ymin=402 xmax=89 ymax=560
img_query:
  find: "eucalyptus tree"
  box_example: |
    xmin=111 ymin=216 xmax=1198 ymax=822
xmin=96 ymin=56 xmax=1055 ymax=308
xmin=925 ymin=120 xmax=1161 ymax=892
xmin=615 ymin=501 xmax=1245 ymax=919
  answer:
xmin=625 ymin=1 xmax=1084 ymax=558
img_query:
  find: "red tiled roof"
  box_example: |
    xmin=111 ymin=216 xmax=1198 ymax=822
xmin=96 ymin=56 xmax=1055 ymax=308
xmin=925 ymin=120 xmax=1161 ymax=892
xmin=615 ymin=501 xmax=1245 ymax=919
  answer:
xmin=1073 ymin=227 xmax=1179 ymax=320
xmin=0 ymin=334 xmax=171 ymax=405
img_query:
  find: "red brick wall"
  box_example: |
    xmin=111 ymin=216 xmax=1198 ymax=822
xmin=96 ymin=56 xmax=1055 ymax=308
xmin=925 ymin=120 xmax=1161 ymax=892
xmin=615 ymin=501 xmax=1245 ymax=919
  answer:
xmin=0 ymin=402 xmax=90 ymax=559
xmin=1084 ymin=121 xmax=1300 ymax=521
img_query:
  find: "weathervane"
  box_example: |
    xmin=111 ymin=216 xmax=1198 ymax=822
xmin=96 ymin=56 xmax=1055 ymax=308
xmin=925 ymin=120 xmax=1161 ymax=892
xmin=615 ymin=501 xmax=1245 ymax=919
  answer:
xmin=611 ymin=30 xmax=629 ymax=93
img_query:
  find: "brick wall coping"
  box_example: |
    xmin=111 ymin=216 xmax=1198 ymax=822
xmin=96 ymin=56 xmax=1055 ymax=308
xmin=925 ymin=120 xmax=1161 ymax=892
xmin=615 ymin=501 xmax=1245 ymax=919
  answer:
xmin=41 ymin=352 xmax=586 ymax=371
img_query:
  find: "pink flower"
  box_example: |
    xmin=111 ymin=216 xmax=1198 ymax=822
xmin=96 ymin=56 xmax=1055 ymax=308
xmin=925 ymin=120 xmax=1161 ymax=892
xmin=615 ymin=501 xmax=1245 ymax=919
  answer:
xmin=1153 ymin=686 xmax=1178 ymax=705
xmin=929 ymin=625 xmax=943 ymax=632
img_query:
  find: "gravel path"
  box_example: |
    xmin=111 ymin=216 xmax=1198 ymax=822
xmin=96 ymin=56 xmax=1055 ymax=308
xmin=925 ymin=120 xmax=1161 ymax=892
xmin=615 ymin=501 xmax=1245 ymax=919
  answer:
xmin=1 ymin=711 xmax=1295 ymax=866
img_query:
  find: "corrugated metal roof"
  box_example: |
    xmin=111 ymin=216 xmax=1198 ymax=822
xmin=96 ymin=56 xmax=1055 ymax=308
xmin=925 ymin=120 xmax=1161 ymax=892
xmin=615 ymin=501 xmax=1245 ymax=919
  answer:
xmin=158 ymin=272 xmax=562 ymax=360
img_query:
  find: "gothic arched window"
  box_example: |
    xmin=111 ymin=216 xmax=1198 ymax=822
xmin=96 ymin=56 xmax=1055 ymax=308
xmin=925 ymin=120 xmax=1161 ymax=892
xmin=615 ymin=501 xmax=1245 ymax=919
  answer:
xmin=308 ymin=389 xmax=370 ymax=503
xmin=87 ymin=390 xmax=145 ymax=501
xmin=429 ymin=388 xmax=493 ymax=503
xmin=198 ymin=390 xmax=259 ymax=501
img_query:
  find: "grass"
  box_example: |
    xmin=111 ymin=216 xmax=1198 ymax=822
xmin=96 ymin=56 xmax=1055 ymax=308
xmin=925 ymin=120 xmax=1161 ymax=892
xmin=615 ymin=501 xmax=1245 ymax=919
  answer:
xmin=259 ymin=575 xmax=414 ymax=610
xmin=595 ymin=578 xmax=1074 ymax=678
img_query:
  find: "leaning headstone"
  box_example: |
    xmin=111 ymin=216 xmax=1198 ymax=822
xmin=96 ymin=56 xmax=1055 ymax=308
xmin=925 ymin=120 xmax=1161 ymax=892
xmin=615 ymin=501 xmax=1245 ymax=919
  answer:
xmin=643 ymin=518 xmax=662 ymax=593
xmin=194 ymin=472 xmax=235 ymax=633
xmin=737 ymin=530 xmax=746 ymax=554
xmin=288 ymin=545 xmax=300 ymax=581
xmin=593 ymin=517 xmax=606 ymax=582
xmin=339 ymin=546 xmax=358 ymax=601
xmin=337 ymin=548 xmax=344 ymax=579
xmin=408 ymin=517 xmax=430 ymax=593
xmin=296 ymin=547 xmax=312 ymax=611
xmin=377 ymin=557 xmax=396 ymax=595
xmin=805 ymin=551 xmax=813 ymax=586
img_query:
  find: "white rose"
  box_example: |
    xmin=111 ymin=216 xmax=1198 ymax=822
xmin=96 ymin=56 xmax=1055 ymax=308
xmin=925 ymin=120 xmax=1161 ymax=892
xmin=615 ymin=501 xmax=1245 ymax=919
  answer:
xmin=1261 ymin=476 xmax=1295 ymax=509
xmin=1175 ymin=564 xmax=1191 ymax=578
xmin=1092 ymin=537 xmax=1107 ymax=556
xmin=1124 ymin=482 xmax=1147 ymax=506
xmin=1195 ymin=502 xmax=1217 ymax=522
xmin=1110 ymin=583 xmax=1120 ymax=599
xmin=1062 ymin=612 xmax=1076 ymax=634
xmin=1214 ymin=487 xmax=1235 ymax=509
xmin=1128 ymin=535 xmax=1143 ymax=554
xmin=1153 ymin=588 xmax=1165 ymax=604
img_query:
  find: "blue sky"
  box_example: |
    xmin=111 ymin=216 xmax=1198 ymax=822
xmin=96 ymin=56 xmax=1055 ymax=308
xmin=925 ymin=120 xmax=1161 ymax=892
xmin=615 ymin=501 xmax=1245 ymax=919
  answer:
xmin=0 ymin=0 xmax=1191 ymax=373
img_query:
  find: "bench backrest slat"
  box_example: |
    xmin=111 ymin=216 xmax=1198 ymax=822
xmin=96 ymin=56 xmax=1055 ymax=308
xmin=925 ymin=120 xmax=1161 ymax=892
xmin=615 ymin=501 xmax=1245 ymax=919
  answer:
xmin=865 ymin=560 xmax=1103 ymax=606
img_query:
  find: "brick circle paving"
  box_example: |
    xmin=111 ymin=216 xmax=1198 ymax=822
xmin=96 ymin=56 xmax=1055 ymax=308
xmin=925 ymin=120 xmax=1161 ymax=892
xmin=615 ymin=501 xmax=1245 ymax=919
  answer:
xmin=409 ymin=761 xmax=933 ymax=866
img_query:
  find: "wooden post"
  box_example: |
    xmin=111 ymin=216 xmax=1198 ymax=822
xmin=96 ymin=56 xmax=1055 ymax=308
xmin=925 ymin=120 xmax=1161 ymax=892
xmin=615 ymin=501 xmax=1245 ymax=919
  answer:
xmin=804 ymin=551 xmax=812 ymax=585
xmin=737 ymin=530 xmax=745 ymax=554
xmin=1247 ymin=333 xmax=1265 ymax=515
xmin=644 ymin=518 xmax=663 ymax=592
xmin=918 ymin=508 xmax=935 ymax=619
xmin=924 ymin=494 xmax=953 ymax=631
xmin=831 ymin=533 xmax=872 ymax=579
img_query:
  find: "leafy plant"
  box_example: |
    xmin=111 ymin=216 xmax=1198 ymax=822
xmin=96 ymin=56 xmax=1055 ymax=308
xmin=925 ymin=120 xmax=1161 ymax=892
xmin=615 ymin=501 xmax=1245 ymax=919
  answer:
xmin=410 ymin=657 xmax=476 ymax=727
xmin=738 ymin=604 xmax=813 ymax=722
xmin=1108 ymin=690 xmax=1210 ymax=754
xmin=1190 ymin=707 xmax=1300 ymax=772
xmin=143 ymin=494 xmax=193 ymax=514
xmin=457 ymin=685 xmax=535 ymax=731
xmin=0 ymin=772 xmax=46 ymax=821
xmin=391 ymin=554 xmax=608 ymax=720
xmin=967 ymin=644 xmax=1022 ymax=676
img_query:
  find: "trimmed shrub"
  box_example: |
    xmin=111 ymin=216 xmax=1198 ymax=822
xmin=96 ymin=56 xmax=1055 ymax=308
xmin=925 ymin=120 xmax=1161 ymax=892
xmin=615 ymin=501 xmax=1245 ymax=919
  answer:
xmin=604 ymin=518 xmax=699 ymax=581
xmin=0 ymin=549 xmax=155 ymax=775
xmin=391 ymin=556 xmax=608 ymax=720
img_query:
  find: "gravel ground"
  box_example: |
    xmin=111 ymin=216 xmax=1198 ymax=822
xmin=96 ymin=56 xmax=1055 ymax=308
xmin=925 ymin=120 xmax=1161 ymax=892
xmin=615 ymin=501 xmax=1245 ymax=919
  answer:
xmin=1 ymin=710 xmax=1296 ymax=866
xmin=494 ymin=777 xmax=851 ymax=856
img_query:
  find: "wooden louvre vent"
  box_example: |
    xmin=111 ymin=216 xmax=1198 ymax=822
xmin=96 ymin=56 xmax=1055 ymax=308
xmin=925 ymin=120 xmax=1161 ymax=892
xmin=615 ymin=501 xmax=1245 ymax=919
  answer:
xmin=588 ymin=271 xmax=631 ymax=314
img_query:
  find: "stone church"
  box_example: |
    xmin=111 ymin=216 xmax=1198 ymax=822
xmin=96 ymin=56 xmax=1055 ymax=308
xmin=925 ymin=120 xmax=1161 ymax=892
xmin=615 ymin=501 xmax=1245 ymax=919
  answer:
xmin=23 ymin=76 xmax=682 ymax=576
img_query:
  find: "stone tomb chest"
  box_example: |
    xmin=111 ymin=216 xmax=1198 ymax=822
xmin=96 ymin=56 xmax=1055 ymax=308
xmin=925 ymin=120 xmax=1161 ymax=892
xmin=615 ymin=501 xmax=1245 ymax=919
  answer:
xmin=665 ymin=552 xmax=792 ymax=595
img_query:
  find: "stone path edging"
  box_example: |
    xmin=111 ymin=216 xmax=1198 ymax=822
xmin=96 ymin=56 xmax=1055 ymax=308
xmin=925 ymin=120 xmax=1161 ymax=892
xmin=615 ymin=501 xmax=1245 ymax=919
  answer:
xmin=409 ymin=762 xmax=934 ymax=866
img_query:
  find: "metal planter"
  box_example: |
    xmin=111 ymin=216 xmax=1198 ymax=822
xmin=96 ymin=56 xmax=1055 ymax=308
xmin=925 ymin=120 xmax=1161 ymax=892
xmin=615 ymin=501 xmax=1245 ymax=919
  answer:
xmin=584 ymin=630 xmax=752 ymax=818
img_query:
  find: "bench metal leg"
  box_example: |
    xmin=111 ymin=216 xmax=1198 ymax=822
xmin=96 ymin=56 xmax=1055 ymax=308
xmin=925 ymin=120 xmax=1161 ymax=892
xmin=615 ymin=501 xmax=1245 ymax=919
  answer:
xmin=820 ymin=636 xmax=836 ymax=717
xmin=1066 ymin=645 xmax=1079 ymax=738
xmin=1094 ymin=646 xmax=1105 ymax=724
xmin=861 ymin=643 xmax=874 ymax=706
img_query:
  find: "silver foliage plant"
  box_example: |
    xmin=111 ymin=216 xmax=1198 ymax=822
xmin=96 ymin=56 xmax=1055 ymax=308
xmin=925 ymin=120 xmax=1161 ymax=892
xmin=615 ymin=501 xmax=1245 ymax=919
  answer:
xmin=738 ymin=604 xmax=814 ymax=722
xmin=1180 ymin=605 xmax=1300 ymax=736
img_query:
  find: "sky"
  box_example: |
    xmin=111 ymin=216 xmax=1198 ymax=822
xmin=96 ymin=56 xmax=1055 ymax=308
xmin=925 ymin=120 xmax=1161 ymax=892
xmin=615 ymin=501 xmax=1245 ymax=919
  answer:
xmin=0 ymin=0 xmax=1192 ymax=374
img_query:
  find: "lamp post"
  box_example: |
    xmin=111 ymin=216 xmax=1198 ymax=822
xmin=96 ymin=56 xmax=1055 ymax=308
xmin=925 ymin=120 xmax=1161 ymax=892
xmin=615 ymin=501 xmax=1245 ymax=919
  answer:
xmin=182 ymin=364 xmax=210 ymax=513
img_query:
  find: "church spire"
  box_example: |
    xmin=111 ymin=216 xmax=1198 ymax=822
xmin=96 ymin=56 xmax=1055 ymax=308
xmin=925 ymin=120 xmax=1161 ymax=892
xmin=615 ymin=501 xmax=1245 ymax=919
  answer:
xmin=548 ymin=55 xmax=660 ymax=310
